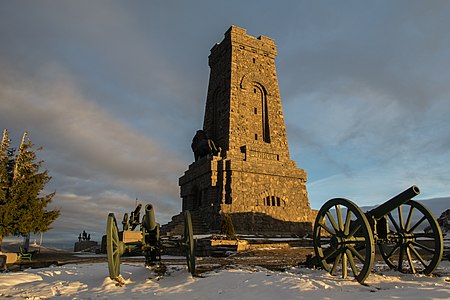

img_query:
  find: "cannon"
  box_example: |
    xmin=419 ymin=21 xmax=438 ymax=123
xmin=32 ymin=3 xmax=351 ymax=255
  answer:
xmin=106 ymin=203 xmax=196 ymax=281
xmin=311 ymin=186 xmax=443 ymax=283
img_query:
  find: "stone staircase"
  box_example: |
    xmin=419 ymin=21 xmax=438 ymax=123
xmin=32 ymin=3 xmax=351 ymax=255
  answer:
xmin=209 ymin=242 xmax=238 ymax=257
xmin=161 ymin=210 xmax=210 ymax=236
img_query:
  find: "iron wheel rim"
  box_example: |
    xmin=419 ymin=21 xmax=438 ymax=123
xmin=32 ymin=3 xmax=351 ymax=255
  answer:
xmin=313 ymin=198 xmax=375 ymax=283
xmin=107 ymin=213 xmax=121 ymax=280
xmin=378 ymin=200 xmax=443 ymax=274
xmin=183 ymin=210 xmax=196 ymax=276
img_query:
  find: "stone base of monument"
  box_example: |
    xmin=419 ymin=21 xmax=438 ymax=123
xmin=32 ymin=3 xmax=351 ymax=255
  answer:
xmin=162 ymin=235 xmax=313 ymax=257
xmin=73 ymin=241 xmax=98 ymax=252
xmin=208 ymin=237 xmax=313 ymax=256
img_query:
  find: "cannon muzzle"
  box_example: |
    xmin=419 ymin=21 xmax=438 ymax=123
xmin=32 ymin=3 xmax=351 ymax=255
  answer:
xmin=143 ymin=203 xmax=157 ymax=232
xmin=366 ymin=185 xmax=420 ymax=220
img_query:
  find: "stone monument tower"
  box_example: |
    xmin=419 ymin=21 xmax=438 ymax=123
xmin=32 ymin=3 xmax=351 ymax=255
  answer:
xmin=179 ymin=26 xmax=316 ymax=236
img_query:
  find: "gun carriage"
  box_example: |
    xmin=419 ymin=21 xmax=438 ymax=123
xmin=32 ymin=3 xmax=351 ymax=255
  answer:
xmin=106 ymin=203 xmax=195 ymax=281
xmin=311 ymin=186 xmax=443 ymax=283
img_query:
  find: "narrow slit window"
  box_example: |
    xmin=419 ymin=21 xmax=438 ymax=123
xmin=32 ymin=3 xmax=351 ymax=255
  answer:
xmin=264 ymin=195 xmax=284 ymax=206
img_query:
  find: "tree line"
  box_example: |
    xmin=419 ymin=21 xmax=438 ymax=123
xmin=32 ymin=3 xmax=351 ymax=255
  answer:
xmin=0 ymin=129 xmax=59 ymax=251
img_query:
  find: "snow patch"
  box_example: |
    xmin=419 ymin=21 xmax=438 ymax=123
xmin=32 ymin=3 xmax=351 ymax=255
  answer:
xmin=0 ymin=261 xmax=449 ymax=299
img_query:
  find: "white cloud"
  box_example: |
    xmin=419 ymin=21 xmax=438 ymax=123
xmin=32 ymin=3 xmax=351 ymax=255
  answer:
xmin=0 ymin=61 xmax=186 ymax=239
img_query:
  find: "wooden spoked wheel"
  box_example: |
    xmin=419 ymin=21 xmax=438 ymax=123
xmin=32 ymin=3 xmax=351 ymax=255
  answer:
xmin=313 ymin=198 xmax=375 ymax=283
xmin=183 ymin=210 xmax=196 ymax=276
xmin=378 ymin=200 xmax=443 ymax=274
xmin=106 ymin=213 xmax=125 ymax=280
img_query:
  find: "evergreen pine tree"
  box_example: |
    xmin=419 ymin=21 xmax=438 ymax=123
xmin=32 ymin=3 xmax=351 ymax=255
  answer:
xmin=8 ymin=132 xmax=60 ymax=250
xmin=0 ymin=129 xmax=15 ymax=251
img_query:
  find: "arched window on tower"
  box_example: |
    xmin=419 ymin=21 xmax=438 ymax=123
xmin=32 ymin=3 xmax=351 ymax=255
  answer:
xmin=262 ymin=93 xmax=270 ymax=143
xmin=252 ymin=84 xmax=271 ymax=143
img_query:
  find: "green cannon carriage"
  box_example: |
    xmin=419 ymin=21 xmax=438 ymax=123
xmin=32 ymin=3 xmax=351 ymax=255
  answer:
xmin=106 ymin=203 xmax=195 ymax=281
xmin=310 ymin=185 xmax=443 ymax=283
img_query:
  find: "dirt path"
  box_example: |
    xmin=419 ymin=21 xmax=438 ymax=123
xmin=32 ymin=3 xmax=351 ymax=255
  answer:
xmin=8 ymin=247 xmax=314 ymax=272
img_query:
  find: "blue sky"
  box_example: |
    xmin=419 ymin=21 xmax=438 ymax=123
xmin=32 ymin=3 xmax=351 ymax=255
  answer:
xmin=1 ymin=1 xmax=449 ymax=245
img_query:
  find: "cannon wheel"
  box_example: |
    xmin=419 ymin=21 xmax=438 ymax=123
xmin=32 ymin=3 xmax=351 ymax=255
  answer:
xmin=379 ymin=200 xmax=443 ymax=274
xmin=313 ymin=198 xmax=375 ymax=283
xmin=107 ymin=213 xmax=124 ymax=280
xmin=183 ymin=210 xmax=196 ymax=276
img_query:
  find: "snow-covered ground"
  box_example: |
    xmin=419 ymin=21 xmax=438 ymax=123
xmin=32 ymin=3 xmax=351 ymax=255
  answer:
xmin=1 ymin=260 xmax=449 ymax=299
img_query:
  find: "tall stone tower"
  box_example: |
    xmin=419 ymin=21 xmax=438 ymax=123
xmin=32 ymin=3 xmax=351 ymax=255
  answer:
xmin=179 ymin=26 xmax=316 ymax=235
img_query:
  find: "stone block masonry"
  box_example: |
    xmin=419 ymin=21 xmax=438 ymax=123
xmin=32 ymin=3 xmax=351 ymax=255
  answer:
xmin=178 ymin=26 xmax=317 ymax=236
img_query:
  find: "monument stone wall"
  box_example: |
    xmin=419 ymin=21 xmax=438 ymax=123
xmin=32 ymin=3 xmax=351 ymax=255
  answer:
xmin=179 ymin=26 xmax=317 ymax=236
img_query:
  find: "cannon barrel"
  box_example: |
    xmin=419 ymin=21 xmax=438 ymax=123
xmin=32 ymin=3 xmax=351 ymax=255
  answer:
xmin=143 ymin=204 xmax=157 ymax=232
xmin=133 ymin=203 xmax=142 ymax=216
xmin=366 ymin=185 xmax=420 ymax=220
